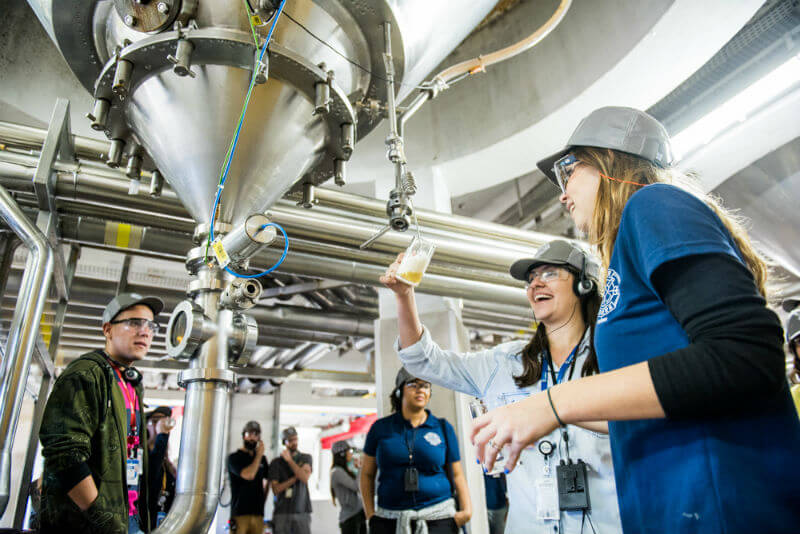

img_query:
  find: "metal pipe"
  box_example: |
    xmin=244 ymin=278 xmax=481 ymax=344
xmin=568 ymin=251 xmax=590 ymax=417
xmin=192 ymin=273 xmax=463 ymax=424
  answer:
xmin=0 ymin=146 xmax=558 ymax=258
xmin=0 ymin=185 xmax=54 ymax=515
xmin=250 ymin=305 xmax=373 ymax=337
xmin=154 ymin=267 xmax=230 ymax=534
xmin=291 ymin=344 xmax=334 ymax=370
xmin=0 ymin=120 xmax=109 ymax=159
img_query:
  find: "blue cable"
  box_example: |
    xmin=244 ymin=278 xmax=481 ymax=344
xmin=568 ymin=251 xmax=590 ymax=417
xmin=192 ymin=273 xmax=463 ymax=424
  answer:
xmin=209 ymin=0 xmax=289 ymax=279
xmin=223 ymin=223 xmax=290 ymax=279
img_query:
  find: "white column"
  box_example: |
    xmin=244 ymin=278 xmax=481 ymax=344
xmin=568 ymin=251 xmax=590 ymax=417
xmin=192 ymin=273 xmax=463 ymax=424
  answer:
xmin=373 ymin=168 xmax=488 ymax=534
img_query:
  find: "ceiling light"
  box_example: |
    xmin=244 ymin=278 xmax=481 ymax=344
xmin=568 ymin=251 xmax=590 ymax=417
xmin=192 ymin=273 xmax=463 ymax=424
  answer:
xmin=672 ymin=54 xmax=800 ymax=160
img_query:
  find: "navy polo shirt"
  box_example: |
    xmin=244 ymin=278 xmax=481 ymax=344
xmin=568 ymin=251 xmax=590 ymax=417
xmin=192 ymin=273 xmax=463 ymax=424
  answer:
xmin=363 ymin=410 xmax=459 ymax=511
xmin=595 ymin=184 xmax=800 ymax=533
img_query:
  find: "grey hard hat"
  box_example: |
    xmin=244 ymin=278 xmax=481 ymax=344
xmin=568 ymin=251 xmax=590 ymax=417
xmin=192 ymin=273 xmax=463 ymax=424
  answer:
xmin=331 ymin=440 xmax=351 ymax=455
xmin=537 ymin=106 xmax=674 ymax=185
xmin=243 ymin=420 xmax=261 ymax=434
xmin=786 ymin=310 xmax=800 ymax=345
xmin=782 ymin=298 xmax=800 ymax=313
xmin=102 ymin=292 xmax=164 ymax=324
xmin=281 ymin=426 xmax=298 ymax=442
xmin=510 ymin=240 xmax=599 ymax=282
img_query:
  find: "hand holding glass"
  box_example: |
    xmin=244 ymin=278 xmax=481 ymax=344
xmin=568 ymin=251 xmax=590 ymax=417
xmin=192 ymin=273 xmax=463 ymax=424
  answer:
xmin=395 ymin=236 xmax=436 ymax=287
xmin=469 ymin=401 xmax=507 ymax=475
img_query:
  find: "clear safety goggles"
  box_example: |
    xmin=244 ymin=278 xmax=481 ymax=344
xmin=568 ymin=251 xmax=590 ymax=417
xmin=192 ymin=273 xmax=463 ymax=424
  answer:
xmin=553 ymin=154 xmax=579 ymax=194
xmin=525 ymin=267 xmax=568 ymax=289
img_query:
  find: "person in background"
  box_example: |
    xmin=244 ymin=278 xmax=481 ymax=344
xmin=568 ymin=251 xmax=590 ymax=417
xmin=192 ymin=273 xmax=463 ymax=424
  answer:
xmin=360 ymin=368 xmax=471 ymax=534
xmin=145 ymin=406 xmax=176 ymax=529
xmin=330 ymin=440 xmax=366 ymax=534
xmin=381 ymin=240 xmax=621 ymax=533
xmin=483 ymin=473 xmax=507 ymax=534
xmin=39 ymin=293 xmax=163 ymax=534
xmin=228 ymin=421 xmax=270 ymax=534
xmin=472 ymin=106 xmax=800 ymax=533
xmin=269 ymin=426 xmax=313 ymax=534
xmin=784 ymin=305 xmax=800 ymax=415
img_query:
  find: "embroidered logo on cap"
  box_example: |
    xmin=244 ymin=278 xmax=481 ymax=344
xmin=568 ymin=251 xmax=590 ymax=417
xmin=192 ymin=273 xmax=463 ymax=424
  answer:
xmin=424 ymin=432 xmax=443 ymax=447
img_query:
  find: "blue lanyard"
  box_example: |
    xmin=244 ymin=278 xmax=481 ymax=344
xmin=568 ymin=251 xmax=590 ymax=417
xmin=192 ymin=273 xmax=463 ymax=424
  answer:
xmin=540 ymin=344 xmax=580 ymax=391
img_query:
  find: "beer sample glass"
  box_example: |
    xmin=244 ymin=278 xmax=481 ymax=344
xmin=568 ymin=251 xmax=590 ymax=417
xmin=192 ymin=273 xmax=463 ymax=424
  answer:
xmin=469 ymin=400 xmax=507 ymax=476
xmin=396 ymin=236 xmax=435 ymax=286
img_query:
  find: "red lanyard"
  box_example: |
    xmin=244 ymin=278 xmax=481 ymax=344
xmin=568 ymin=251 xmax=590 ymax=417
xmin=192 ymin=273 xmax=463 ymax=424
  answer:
xmin=112 ymin=366 xmax=140 ymax=456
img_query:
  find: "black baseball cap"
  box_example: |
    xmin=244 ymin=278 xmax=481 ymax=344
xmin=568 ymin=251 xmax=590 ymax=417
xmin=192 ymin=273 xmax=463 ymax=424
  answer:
xmin=145 ymin=406 xmax=172 ymax=420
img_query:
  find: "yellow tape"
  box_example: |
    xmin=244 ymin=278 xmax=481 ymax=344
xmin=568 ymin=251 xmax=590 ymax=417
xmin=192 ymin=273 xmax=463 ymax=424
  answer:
xmin=104 ymin=222 xmax=144 ymax=249
xmin=250 ymin=14 xmax=264 ymax=26
xmin=39 ymin=313 xmax=51 ymax=346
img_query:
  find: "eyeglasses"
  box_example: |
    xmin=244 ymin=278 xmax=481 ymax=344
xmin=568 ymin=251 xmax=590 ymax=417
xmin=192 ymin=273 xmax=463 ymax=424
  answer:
xmin=553 ymin=154 xmax=579 ymax=194
xmin=110 ymin=317 xmax=160 ymax=334
xmin=404 ymin=381 xmax=431 ymax=392
xmin=526 ymin=267 xmax=567 ymax=288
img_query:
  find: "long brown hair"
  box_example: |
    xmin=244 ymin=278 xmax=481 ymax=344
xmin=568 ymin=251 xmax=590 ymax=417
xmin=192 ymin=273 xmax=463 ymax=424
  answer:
xmin=573 ymin=147 xmax=769 ymax=297
xmin=513 ymin=269 xmax=601 ymax=388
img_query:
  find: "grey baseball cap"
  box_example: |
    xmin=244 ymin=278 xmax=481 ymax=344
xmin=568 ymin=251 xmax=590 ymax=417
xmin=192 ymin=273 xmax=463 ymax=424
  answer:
xmin=102 ymin=292 xmax=164 ymax=324
xmin=537 ymin=106 xmax=674 ymax=185
xmin=510 ymin=239 xmax=599 ymax=282
xmin=243 ymin=420 xmax=261 ymax=434
xmin=395 ymin=367 xmax=420 ymax=389
xmin=281 ymin=426 xmax=298 ymax=442
xmin=786 ymin=310 xmax=800 ymax=345
xmin=782 ymin=298 xmax=800 ymax=313
xmin=331 ymin=440 xmax=352 ymax=455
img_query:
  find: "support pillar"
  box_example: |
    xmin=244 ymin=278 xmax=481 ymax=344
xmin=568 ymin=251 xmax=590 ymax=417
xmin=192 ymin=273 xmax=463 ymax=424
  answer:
xmin=373 ymin=167 xmax=488 ymax=534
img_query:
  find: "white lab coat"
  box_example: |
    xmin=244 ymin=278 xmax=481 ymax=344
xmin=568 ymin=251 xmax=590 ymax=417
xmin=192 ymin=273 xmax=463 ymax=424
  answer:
xmin=397 ymin=327 xmax=622 ymax=534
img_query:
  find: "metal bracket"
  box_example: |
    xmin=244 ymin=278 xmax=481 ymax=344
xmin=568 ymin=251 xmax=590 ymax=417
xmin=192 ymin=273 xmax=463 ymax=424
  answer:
xmin=33 ymin=101 xmax=75 ymax=213
xmin=35 ymin=211 xmax=69 ymax=301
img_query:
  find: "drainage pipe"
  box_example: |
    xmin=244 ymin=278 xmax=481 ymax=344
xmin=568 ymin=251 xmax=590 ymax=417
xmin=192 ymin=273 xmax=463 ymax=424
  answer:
xmin=0 ymin=185 xmax=54 ymax=515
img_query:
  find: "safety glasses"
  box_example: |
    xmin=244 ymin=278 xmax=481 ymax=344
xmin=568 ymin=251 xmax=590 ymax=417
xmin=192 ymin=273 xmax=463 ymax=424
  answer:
xmin=526 ymin=267 xmax=568 ymax=289
xmin=553 ymin=154 xmax=579 ymax=194
xmin=110 ymin=317 xmax=160 ymax=334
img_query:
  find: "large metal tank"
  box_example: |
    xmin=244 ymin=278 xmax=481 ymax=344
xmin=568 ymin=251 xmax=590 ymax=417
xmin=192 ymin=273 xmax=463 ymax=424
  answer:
xmin=27 ymin=0 xmax=498 ymax=226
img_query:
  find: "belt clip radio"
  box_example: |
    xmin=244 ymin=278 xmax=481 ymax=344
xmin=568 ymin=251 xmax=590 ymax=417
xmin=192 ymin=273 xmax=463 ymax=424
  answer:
xmin=556 ymin=458 xmax=590 ymax=511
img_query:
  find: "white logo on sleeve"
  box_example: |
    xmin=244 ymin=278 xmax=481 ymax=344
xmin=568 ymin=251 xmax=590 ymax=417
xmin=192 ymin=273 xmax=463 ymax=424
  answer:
xmin=598 ymin=269 xmax=621 ymax=322
xmin=424 ymin=432 xmax=443 ymax=447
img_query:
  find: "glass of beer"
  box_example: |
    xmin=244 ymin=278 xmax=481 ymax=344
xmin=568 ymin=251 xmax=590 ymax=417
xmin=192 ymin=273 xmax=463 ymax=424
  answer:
xmin=395 ymin=236 xmax=436 ymax=287
xmin=469 ymin=400 xmax=507 ymax=476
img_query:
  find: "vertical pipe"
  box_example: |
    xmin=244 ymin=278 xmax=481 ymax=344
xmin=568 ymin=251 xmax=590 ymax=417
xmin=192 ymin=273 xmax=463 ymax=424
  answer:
xmin=153 ymin=266 xmax=234 ymax=534
xmin=0 ymin=186 xmax=54 ymax=516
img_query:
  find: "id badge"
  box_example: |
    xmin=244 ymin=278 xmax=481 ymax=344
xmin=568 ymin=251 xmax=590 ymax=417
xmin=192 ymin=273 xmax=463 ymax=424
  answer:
xmin=156 ymin=511 xmax=167 ymax=526
xmin=286 ymin=487 xmax=293 ymax=499
xmin=535 ymin=477 xmax=559 ymax=520
xmin=126 ymin=458 xmax=140 ymax=486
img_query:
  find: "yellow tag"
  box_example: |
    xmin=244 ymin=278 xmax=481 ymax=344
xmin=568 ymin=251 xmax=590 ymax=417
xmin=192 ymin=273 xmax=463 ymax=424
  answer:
xmin=211 ymin=239 xmax=231 ymax=268
xmin=250 ymin=14 xmax=264 ymax=26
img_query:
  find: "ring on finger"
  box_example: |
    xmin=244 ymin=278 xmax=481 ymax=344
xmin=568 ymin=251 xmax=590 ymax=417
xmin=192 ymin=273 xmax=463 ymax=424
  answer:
xmin=488 ymin=439 xmax=501 ymax=451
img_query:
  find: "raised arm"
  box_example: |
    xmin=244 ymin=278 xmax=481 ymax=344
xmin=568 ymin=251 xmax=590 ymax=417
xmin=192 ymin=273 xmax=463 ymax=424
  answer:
xmin=380 ymin=253 xmax=423 ymax=347
xmin=359 ymin=454 xmax=377 ymax=520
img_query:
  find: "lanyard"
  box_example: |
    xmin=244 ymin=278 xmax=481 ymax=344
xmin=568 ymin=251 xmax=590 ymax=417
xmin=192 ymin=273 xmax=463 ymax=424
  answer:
xmin=540 ymin=343 xmax=580 ymax=391
xmin=112 ymin=365 xmax=140 ymax=457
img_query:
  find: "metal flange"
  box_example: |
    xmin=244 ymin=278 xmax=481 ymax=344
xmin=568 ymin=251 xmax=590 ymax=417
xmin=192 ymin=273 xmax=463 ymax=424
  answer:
xmin=165 ymin=299 xmax=217 ymax=359
xmin=229 ymin=313 xmax=259 ymax=367
xmin=91 ymin=27 xmax=357 ymax=185
xmin=177 ymin=367 xmax=236 ymax=387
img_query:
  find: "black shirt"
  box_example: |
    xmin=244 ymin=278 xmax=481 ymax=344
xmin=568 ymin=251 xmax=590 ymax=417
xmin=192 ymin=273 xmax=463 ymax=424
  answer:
xmin=228 ymin=450 xmax=270 ymax=516
xmin=148 ymin=434 xmax=176 ymax=529
xmin=268 ymin=453 xmax=313 ymax=515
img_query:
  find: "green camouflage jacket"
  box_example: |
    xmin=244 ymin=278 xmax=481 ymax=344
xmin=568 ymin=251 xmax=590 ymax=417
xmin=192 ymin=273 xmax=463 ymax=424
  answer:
xmin=39 ymin=350 xmax=151 ymax=533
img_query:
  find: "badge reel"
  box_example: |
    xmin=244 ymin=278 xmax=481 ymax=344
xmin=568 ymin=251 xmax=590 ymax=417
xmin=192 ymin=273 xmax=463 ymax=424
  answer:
xmin=535 ymin=440 xmax=559 ymax=521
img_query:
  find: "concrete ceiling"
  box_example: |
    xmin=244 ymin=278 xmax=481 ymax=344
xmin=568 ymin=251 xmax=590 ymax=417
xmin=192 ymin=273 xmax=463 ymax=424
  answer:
xmin=1 ymin=0 xmax=798 ymax=303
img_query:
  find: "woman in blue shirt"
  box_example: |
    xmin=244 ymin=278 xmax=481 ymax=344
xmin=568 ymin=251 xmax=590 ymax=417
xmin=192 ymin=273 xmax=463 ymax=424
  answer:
xmin=359 ymin=368 xmax=471 ymax=534
xmin=471 ymin=106 xmax=800 ymax=534
xmin=381 ymin=240 xmax=622 ymax=533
